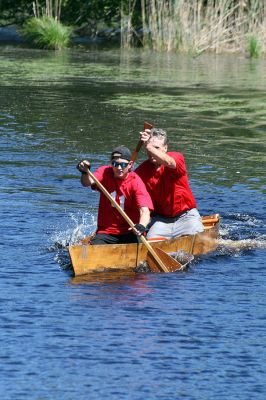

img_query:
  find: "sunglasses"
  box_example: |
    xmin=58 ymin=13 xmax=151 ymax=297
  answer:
xmin=111 ymin=161 xmax=129 ymax=169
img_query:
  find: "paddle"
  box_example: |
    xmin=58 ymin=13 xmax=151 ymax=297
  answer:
xmin=131 ymin=121 xmax=153 ymax=163
xmin=86 ymin=169 xmax=183 ymax=273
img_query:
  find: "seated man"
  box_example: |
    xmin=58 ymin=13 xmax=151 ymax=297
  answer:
xmin=77 ymin=145 xmax=153 ymax=245
xmin=135 ymin=128 xmax=204 ymax=239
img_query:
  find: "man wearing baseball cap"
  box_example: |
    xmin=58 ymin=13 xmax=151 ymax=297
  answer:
xmin=77 ymin=145 xmax=153 ymax=244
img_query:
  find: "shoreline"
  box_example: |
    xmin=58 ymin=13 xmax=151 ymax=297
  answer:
xmin=0 ymin=25 xmax=264 ymax=58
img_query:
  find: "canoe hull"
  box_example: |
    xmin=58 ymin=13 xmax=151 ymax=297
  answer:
xmin=68 ymin=214 xmax=220 ymax=276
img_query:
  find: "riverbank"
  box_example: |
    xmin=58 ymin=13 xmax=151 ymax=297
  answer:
xmin=0 ymin=24 xmax=265 ymax=58
xmin=0 ymin=25 xmax=120 ymax=48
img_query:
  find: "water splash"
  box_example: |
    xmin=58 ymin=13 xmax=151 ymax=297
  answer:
xmin=49 ymin=211 xmax=97 ymax=250
xmin=136 ymin=250 xmax=194 ymax=273
xmin=217 ymin=212 xmax=266 ymax=255
xmin=218 ymin=237 xmax=266 ymax=253
xmin=48 ymin=211 xmax=97 ymax=272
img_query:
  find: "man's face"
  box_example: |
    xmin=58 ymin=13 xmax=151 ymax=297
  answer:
xmin=111 ymin=158 xmax=132 ymax=179
xmin=147 ymin=137 xmax=167 ymax=165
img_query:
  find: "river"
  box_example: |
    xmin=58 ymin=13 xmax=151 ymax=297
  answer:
xmin=0 ymin=44 xmax=265 ymax=399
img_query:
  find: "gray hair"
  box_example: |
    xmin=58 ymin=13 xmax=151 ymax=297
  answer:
xmin=149 ymin=128 xmax=169 ymax=145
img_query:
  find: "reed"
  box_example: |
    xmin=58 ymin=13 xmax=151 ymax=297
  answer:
xmin=120 ymin=0 xmax=143 ymax=48
xmin=121 ymin=0 xmax=266 ymax=56
xmin=33 ymin=0 xmax=62 ymax=21
xmin=22 ymin=16 xmax=72 ymax=50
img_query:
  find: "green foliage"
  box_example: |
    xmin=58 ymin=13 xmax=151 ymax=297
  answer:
xmin=21 ymin=17 xmax=72 ymax=50
xmin=1 ymin=0 xmax=266 ymax=56
xmin=0 ymin=0 xmax=33 ymax=25
xmin=248 ymin=35 xmax=259 ymax=58
xmin=61 ymin=0 xmax=122 ymax=25
xmin=0 ymin=0 xmax=123 ymax=26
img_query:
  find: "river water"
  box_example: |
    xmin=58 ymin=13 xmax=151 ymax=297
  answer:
xmin=0 ymin=45 xmax=265 ymax=399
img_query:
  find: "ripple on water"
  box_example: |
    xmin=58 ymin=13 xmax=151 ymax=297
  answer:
xmin=0 ymin=49 xmax=265 ymax=400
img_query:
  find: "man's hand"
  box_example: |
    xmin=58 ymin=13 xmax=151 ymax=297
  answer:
xmin=77 ymin=160 xmax=91 ymax=174
xmin=132 ymin=223 xmax=146 ymax=236
xmin=139 ymin=129 xmax=151 ymax=147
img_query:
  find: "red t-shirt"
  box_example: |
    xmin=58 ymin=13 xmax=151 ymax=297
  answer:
xmin=92 ymin=166 xmax=154 ymax=235
xmin=135 ymin=152 xmax=197 ymax=218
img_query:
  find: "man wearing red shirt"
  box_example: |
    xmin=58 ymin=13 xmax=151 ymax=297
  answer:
xmin=77 ymin=146 xmax=153 ymax=244
xmin=135 ymin=128 xmax=204 ymax=239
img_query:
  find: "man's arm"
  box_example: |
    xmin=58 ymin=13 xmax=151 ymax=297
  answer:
xmin=132 ymin=206 xmax=150 ymax=236
xmin=146 ymin=143 xmax=176 ymax=168
xmin=139 ymin=206 xmax=150 ymax=228
xmin=140 ymin=130 xmax=176 ymax=169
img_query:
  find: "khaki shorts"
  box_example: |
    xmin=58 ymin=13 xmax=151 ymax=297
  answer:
xmin=146 ymin=208 xmax=204 ymax=239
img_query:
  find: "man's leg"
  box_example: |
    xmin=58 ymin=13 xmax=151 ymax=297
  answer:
xmin=90 ymin=232 xmax=138 ymax=245
xmin=118 ymin=233 xmax=139 ymax=244
xmin=172 ymin=208 xmax=204 ymax=237
xmin=90 ymin=233 xmax=119 ymax=245
xmin=146 ymin=209 xmax=204 ymax=239
xmin=146 ymin=216 xmax=173 ymax=239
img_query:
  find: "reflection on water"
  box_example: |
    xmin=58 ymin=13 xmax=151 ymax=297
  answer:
xmin=0 ymin=46 xmax=265 ymax=400
xmin=70 ymin=270 xmax=143 ymax=286
xmin=0 ymin=49 xmax=265 ymax=192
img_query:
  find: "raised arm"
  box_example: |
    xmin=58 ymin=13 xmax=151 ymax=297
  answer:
xmin=140 ymin=130 xmax=176 ymax=169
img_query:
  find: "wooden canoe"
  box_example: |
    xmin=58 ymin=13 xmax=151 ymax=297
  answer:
xmin=68 ymin=214 xmax=220 ymax=276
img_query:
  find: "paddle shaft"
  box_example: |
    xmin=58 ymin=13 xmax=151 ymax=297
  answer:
xmin=131 ymin=121 xmax=153 ymax=163
xmin=87 ymin=169 xmax=169 ymax=272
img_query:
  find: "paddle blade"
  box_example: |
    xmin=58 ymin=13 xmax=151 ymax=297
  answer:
xmin=144 ymin=121 xmax=153 ymax=130
xmin=131 ymin=122 xmax=154 ymax=163
xmin=146 ymin=248 xmax=184 ymax=273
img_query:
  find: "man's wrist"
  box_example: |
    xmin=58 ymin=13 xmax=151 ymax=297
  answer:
xmin=134 ymin=223 xmax=146 ymax=235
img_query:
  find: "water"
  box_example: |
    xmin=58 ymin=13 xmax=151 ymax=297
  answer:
xmin=0 ymin=45 xmax=265 ymax=399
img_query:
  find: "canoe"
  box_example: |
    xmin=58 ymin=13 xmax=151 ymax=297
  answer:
xmin=68 ymin=214 xmax=220 ymax=276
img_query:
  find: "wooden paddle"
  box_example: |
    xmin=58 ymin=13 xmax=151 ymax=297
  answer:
xmin=131 ymin=121 xmax=153 ymax=163
xmin=86 ymin=169 xmax=183 ymax=273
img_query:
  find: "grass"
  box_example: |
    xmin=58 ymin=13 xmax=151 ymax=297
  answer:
xmin=248 ymin=35 xmax=259 ymax=58
xmin=121 ymin=0 xmax=266 ymax=56
xmin=21 ymin=17 xmax=72 ymax=50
